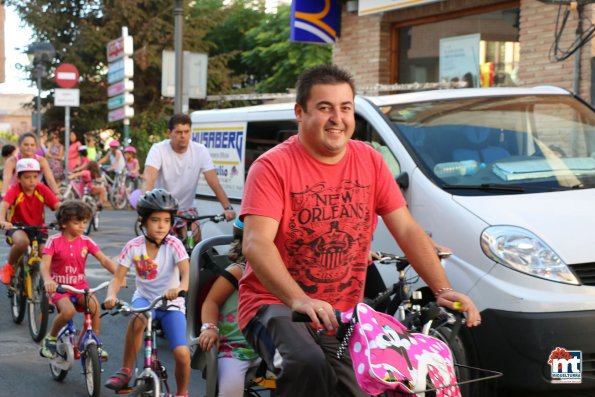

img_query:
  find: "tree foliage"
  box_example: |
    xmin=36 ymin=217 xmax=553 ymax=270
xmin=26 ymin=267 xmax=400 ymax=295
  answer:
xmin=5 ymin=0 xmax=332 ymax=155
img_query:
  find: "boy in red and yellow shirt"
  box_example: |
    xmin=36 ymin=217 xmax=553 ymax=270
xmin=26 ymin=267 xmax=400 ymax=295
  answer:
xmin=0 ymin=158 xmax=60 ymax=283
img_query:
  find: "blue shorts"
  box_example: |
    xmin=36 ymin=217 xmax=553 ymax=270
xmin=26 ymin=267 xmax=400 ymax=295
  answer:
xmin=132 ymin=297 xmax=187 ymax=349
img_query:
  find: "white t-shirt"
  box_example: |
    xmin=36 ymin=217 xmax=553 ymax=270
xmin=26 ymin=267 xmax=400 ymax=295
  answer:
xmin=144 ymin=140 xmax=215 ymax=210
xmin=119 ymin=235 xmax=189 ymax=312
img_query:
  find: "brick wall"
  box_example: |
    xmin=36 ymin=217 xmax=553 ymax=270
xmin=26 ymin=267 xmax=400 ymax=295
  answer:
xmin=333 ymin=10 xmax=388 ymax=91
xmin=334 ymin=0 xmax=593 ymax=102
xmin=518 ymin=1 xmax=592 ymax=101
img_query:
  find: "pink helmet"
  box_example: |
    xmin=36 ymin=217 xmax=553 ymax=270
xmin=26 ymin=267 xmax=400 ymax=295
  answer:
xmin=109 ymin=140 xmax=120 ymax=148
xmin=124 ymin=146 xmax=136 ymax=154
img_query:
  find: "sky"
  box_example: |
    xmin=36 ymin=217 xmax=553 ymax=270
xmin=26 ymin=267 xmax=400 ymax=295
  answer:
xmin=0 ymin=1 xmax=290 ymax=95
xmin=0 ymin=5 xmax=35 ymax=94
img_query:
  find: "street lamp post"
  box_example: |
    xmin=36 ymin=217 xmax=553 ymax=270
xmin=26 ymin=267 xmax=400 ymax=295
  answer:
xmin=26 ymin=42 xmax=56 ymax=137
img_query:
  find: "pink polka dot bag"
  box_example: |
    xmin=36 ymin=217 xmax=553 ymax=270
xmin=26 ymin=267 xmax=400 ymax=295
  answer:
xmin=337 ymin=302 xmax=461 ymax=397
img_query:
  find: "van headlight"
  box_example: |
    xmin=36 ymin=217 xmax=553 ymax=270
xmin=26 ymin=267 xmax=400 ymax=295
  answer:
xmin=480 ymin=226 xmax=579 ymax=285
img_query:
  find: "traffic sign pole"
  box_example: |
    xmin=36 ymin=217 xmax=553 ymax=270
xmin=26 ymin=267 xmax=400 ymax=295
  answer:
xmin=55 ymin=63 xmax=80 ymax=175
xmin=106 ymin=27 xmax=134 ymax=146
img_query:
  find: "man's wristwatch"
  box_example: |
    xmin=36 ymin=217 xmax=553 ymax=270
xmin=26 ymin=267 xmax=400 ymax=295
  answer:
xmin=224 ymin=205 xmax=234 ymax=211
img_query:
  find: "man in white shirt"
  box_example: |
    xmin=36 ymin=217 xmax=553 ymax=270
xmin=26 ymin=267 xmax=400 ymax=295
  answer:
xmin=143 ymin=114 xmax=236 ymax=242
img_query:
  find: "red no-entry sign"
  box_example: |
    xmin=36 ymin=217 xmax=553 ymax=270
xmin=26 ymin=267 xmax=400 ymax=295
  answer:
xmin=55 ymin=63 xmax=79 ymax=88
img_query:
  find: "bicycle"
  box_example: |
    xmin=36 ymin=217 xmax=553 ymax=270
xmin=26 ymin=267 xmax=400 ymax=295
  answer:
xmin=47 ymin=281 xmax=110 ymax=397
xmin=105 ymin=291 xmax=186 ymax=397
xmin=100 ymin=165 xmax=128 ymax=210
xmin=366 ymin=252 xmax=501 ymax=396
xmin=175 ymin=213 xmax=226 ymax=256
xmin=6 ymin=223 xmax=59 ymax=342
xmin=59 ymin=177 xmax=100 ymax=235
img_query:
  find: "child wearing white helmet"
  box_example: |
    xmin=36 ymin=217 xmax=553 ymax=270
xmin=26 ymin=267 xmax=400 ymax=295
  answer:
xmin=0 ymin=158 xmax=61 ymax=284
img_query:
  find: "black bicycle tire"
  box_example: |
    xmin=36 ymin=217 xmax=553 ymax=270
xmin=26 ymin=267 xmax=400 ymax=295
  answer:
xmin=28 ymin=270 xmax=49 ymax=342
xmin=93 ymin=209 xmax=100 ymax=231
xmin=10 ymin=261 xmax=26 ymax=324
xmin=110 ymin=189 xmax=128 ymax=210
xmin=429 ymin=324 xmax=471 ymax=396
xmin=84 ymin=344 xmax=102 ymax=397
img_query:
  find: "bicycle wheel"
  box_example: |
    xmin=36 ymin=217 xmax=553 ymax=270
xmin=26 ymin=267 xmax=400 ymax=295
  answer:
xmin=83 ymin=344 xmax=102 ymax=397
xmin=82 ymin=196 xmax=96 ymax=235
xmin=429 ymin=324 xmax=471 ymax=395
xmin=10 ymin=262 xmax=26 ymax=324
xmin=59 ymin=184 xmax=75 ymax=201
xmin=134 ymin=219 xmax=142 ymax=236
xmin=28 ymin=270 xmax=49 ymax=342
xmin=50 ymin=334 xmax=72 ymax=381
xmin=93 ymin=208 xmax=100 ymax=231
xmin=110 ymin=178 xmax=128 ymax=210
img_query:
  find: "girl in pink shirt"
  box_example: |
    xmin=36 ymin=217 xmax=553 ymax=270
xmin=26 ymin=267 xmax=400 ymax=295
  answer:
xmin=39 ymin=200 xmax=117 ymax=359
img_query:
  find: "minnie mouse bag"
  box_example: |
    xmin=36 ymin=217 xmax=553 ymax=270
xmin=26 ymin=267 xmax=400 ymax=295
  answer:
xmin=338 ymin=303 xmax=460 ymax=397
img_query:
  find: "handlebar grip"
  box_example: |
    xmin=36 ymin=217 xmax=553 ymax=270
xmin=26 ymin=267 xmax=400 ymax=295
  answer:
xmin=178 ymin=290 xmax=187 ymax=298
xmin=56 ymin=285 xmax=66 ymax=294
xmin=292 ymin=312 xmax=312 ymax=322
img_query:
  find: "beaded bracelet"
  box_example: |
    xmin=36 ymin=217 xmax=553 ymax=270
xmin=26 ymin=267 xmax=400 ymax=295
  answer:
xmin=434 ymin=287 xmax=454 ymax=298
xmin=200 ymin=322 xmax=219 ymax=333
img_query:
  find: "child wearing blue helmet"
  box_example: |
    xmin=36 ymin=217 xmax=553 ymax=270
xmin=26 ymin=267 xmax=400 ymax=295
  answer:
xmin=197 ymin=218 xmax=260 ymax=397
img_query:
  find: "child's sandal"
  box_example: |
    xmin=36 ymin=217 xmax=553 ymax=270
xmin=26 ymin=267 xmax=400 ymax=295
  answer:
xmin=104 ymin=368 xmax=131 ymax=390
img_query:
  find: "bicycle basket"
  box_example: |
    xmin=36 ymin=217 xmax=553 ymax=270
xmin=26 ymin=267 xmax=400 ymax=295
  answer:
xmin=339 ymin=302 xmax=461 ymax=397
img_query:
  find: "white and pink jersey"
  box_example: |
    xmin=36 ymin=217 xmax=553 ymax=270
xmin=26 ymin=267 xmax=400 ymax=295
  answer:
xmin=119 ymin=235 xmax=189 ymax=312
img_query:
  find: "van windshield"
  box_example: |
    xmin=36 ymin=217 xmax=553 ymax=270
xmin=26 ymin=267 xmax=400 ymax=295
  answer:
xmin=387 ymin=94 xmax=595 ymax=194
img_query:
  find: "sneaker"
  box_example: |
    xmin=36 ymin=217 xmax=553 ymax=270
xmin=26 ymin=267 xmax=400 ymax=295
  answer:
xmin=1 ymin=263 xmax=14 ymax=285
xmin=40 ymin=335 xmax=58 ymax=359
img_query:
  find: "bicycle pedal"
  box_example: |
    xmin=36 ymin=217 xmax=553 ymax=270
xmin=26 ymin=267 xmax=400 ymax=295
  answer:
xmin=116 ymin=387 xmax=132 ymax=394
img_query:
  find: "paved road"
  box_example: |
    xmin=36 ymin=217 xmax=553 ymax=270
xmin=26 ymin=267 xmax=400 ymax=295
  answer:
xmin=0 ymin=209 xmax=208 ymax=397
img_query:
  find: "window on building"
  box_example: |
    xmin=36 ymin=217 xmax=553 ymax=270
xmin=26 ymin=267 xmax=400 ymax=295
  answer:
xmin=394 ymin=4 xmax=520 ymax=88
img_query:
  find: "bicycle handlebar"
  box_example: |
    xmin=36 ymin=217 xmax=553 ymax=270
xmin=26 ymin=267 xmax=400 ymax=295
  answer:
xmin=174 ymin=213 xmax=225 ymax=223
xmin=56 ymin=281 xmax=111 ymax=295
xmin=5 ymin=223 xmax=59 ymax=231
xmin=104 ymin=290 xmax=187 ymax=316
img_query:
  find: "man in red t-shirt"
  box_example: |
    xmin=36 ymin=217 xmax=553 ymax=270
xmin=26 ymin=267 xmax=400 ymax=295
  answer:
xmin=0 ymin=158 xmax=60 ymax=284
xmin=238 ymin=65 xmax=481 ymax=397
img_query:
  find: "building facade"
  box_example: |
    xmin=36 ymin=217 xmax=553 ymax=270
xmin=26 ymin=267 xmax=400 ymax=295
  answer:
xmin=334 ymin=0 xmax=593 ymax=102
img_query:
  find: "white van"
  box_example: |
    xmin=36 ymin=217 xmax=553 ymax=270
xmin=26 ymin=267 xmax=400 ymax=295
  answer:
xmin=191 ymin=86 xmax=595 ymax=393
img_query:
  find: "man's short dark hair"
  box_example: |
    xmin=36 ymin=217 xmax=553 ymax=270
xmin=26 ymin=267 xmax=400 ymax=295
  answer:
xmin=295 ymin=64 xmax=356 ymax=111
xmin=168 ymin=114 xmax=192 ymax=131
xmin=1 ymin=144 xmax=16 ymax=158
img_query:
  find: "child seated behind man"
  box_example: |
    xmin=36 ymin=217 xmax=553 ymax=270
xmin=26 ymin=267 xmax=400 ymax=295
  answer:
xmin=103 ymin=189 xmax=190 ymax=397
xmin=39 ymin=200 xmax=117 ymax=359
xmin=198 ymin=218 xmax=260 ymax=397
xmin=0 ymin=158 xmax=60 ymax=284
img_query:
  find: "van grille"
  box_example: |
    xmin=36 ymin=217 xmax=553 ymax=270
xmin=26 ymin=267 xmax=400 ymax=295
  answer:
xmin=569 ymin=262 xmax=595 ymax=286
xmin=584 ymin=352 xmax=595 ymax=378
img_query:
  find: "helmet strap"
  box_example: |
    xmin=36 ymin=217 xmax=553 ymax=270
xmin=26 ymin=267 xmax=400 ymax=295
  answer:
xmin=140 ymin=223 xmax=167 ymax=248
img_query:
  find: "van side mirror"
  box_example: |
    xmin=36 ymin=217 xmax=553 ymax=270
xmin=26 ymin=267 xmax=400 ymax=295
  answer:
xmin=396 ymin=172 xmax=409 ymax=189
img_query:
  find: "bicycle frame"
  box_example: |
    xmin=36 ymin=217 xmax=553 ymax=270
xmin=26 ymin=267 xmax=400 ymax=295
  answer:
xmin=108 ymin=293 xmax=186 ymax=396
xmin=137 ymin=309 xmax=168 ymax=397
